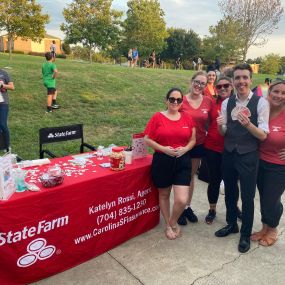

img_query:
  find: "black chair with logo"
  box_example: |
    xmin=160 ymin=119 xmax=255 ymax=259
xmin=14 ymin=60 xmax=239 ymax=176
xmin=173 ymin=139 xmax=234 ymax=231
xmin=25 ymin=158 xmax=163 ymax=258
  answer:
xmin=39 ymin=124 xmax=96 ymax=159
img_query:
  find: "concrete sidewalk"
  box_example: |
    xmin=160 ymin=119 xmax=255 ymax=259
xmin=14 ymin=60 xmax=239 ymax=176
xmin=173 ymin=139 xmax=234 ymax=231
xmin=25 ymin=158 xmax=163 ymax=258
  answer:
xmin=32 ymin=177 xmax=285 ymax=285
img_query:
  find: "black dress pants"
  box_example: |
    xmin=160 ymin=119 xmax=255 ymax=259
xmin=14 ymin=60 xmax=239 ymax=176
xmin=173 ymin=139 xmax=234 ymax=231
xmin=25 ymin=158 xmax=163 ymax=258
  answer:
xmin=257 ymin=159 xmax=285 ymax=228
xmin=222 ymin=150 xmax=259 ymax=236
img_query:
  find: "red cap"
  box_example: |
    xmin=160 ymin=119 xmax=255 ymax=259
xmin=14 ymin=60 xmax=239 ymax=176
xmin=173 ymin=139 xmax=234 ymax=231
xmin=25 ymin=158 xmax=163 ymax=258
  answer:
xmin=112 ymin=147 xmax=124 ymax=152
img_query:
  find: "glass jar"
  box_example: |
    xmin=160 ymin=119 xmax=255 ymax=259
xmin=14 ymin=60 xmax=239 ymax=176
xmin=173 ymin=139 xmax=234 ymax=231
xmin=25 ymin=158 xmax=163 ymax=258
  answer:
xmin=110 ymin=147 xmax=125 ymax=171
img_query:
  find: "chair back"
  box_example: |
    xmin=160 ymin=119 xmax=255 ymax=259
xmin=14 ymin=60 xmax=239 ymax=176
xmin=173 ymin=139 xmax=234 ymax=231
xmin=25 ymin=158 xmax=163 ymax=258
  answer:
xmin=39 ymin=124 xmax=85 ymax=158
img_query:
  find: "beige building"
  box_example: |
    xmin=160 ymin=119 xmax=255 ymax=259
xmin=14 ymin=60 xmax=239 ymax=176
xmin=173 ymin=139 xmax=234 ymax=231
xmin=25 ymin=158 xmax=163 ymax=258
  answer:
xmin=0 ymin=34 xmax=62 ymax=54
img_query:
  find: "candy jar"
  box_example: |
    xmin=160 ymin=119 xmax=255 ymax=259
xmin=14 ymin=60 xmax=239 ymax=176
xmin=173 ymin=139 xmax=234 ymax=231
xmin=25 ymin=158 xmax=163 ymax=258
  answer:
xmin=110 ymin=147 xmax=125 ymax=171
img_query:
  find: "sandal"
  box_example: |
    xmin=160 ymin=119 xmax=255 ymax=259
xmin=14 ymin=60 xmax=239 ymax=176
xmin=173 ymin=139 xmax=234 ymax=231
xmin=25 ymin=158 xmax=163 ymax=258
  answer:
xmin=165 ymin=226 xmax=176 ymax=240
xmin=171 ymin=224 xmax=182 ymax=238
xmin=259 ymin=229 xmax=278 ymax=247
xmin=251 ymin=227 xmax=268 ymax=242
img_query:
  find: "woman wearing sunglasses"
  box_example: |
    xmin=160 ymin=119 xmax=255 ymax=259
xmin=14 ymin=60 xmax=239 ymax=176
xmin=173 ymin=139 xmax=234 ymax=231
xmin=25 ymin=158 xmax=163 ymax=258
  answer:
xmin=178 ymin=71 xmax=213 ymax=225
xmin=144 ymin=88 xmax=196 ymax=240
xmin=203 ymin=76 xmax=240 ymax=224
xmin=203 ymin=70 xmax=217 ymax=99
xmin=251 ymin=80 xmax=285 ymax=246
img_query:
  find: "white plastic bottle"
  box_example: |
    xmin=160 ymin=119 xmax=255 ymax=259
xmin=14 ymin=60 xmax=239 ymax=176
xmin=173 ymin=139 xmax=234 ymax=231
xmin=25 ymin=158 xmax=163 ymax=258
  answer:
xmin=97 ymin=146 xmax=104 ymax=160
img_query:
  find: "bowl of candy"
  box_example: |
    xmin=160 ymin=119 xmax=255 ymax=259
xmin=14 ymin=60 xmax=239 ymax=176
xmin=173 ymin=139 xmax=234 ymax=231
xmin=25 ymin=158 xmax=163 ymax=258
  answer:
xmin=40 ymin=165 xmax=64 ymax=188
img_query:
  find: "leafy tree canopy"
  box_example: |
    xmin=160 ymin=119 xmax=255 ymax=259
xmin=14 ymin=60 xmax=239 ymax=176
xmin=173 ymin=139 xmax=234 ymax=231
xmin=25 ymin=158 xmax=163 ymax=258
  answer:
xmin=161 ymin=28 xmax=201 ymax=61
xmin=123 ymin=0 xmax=168 ymax=57
xmin=260 ymin=53 xmax=281 ymax=75
xmin=0 ymin=0 xmax=49 ymax=59
xmin=202 ymin=17 xmax=243 ymax=65
xmin=61 ymin=0 xmax=123 ymax=62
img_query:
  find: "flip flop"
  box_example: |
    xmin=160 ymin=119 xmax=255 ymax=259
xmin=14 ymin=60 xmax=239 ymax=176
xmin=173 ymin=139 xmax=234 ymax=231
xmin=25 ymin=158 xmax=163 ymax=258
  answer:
xmin=259 ymin=229 xmax=278 ymax=247
xmin=171 ymin=224 xmax=182 ymax=238
xmin=165 ymin=226 xmax=176 ymax=240
xmin=251 ymin=228 xmax=267 ymax=242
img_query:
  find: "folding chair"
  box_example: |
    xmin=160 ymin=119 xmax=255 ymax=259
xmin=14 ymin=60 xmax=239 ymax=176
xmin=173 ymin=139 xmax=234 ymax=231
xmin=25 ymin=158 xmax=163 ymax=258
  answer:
xmin=39 ymin=124 xmax=96 ymax=159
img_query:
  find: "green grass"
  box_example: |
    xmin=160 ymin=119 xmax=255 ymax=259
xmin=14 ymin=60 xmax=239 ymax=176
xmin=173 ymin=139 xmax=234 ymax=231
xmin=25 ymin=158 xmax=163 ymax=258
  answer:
xmin=0 ymin=53 xmax=279 ymax=159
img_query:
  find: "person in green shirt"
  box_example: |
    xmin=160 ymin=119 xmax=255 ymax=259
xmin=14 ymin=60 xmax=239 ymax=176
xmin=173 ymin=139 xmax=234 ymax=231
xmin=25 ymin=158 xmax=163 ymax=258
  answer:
xmin=42 ymin=52 xmax=59 ymax=113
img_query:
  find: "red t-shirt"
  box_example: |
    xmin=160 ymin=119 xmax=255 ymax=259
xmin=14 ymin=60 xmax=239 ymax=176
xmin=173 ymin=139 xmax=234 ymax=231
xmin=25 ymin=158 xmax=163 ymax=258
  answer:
xmin=180 ymin=96 xmax=212 ymax=145
xmin=144 ymin=112 xmax=195 ymax=149
xmin=204 ymin=99 xmax=224 ymax=153
xmin=203 ymin=85 xmax=217 ymax=100
xmin=259 ymin=111 xmax=285 ymax=165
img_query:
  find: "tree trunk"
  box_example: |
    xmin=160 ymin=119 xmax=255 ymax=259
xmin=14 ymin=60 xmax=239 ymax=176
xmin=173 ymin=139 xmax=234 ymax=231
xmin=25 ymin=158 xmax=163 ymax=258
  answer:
xmin=89 ymin=48 xmax=92 ymax=63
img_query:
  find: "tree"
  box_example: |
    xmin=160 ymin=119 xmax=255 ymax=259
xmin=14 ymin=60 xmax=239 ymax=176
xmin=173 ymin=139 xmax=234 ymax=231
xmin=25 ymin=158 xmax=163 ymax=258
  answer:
xmin=161 ymin=28 xmax=201 ymax=61
xmin=202 ymin=17 xmax=243 ymax=65
xmin=62 ymin=41 xmax=71 ymax=55
xmin=218 ymin=0 xmax=284 ymax=61
xmin=61 ymin=0 xmax=123 ymax=62
xmin=0 ymin=0 xmax=49 ymax=59
xmin=123 ymin=0 xmax=168 ymax=57
xmin=260 ymin=53 xmax=281 ymax=75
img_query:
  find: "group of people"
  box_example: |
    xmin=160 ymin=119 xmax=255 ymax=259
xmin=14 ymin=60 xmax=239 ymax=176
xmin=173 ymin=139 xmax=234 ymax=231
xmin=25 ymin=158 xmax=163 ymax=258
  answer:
xmin=144 ymin=63 xmax=285 ymax=254
xmin=127 ymin=48 xmax=139 ymax=68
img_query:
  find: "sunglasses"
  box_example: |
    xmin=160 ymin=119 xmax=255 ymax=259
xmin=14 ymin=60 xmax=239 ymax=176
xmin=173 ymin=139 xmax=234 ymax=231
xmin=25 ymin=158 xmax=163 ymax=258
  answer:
xmin=168 ymin=97 xmax=183 ymax=104
xmin=193 ymin=80 xmax=207 ymax=88
xmin=216 ymin=83 xmax=231 ymax=90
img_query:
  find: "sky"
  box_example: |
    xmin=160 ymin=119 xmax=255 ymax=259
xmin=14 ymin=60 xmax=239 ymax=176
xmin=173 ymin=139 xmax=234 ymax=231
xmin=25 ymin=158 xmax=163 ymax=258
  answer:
xmin=37 ymin=0 xmax=285 ymax=59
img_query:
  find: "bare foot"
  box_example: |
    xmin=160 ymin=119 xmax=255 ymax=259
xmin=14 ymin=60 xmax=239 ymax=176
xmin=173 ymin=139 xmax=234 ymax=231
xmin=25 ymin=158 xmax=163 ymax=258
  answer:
xmin=165 ymin=226 xmax=176 ymax=240
xmin=171 ymin=224 xmax=182 ymax=238
xmin=259 ymin=228 xmax=278 ymax=247
xmin=251 ymin=226 xmax=268 ymax=242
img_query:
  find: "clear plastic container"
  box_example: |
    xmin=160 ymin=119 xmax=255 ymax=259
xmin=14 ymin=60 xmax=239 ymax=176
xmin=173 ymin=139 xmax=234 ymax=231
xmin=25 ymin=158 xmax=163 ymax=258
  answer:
xmin=110 ymin=147 xmax=125 ymax=171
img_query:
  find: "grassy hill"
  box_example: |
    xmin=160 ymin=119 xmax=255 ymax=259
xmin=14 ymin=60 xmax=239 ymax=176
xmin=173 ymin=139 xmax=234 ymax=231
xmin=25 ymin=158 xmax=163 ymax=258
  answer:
xmin=0 ymin=53 xmax=275 ymax=159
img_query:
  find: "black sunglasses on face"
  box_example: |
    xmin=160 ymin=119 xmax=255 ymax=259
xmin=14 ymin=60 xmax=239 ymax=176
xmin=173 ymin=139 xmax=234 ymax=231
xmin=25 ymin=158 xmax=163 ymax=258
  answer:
xmin=168 ymin=97 xmax=183 ymax=104
xmin=216 ymin=83 xmax=230 ymax=90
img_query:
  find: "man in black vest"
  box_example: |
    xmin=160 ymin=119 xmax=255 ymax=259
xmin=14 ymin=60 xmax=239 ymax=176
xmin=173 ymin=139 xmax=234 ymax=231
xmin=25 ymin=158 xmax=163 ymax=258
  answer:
xmin=215 ymin=63 xmax=269 ymax=253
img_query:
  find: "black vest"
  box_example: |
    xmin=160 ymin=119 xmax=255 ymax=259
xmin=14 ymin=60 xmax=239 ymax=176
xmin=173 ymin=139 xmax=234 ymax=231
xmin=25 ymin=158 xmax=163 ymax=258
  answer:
xmin=224 ymin=94 xmax=260 ymax=154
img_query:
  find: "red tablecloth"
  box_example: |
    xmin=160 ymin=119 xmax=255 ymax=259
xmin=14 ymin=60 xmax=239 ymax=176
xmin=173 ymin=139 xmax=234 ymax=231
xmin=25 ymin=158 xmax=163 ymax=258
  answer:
xmin=0 ymin=155 xmax=159 ymax=285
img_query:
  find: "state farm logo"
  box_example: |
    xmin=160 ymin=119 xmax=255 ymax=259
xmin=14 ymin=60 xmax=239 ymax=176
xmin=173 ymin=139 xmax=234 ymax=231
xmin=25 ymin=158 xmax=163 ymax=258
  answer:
xmin=47 ymin=133 xmax=55 ymax=138
xmin=17 ymin=238 xmax=56 ymax=268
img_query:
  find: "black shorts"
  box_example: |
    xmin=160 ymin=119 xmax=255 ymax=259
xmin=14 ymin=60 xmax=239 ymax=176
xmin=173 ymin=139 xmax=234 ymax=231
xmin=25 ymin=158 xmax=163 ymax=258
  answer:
xmin=151 ymin=151 xmax=191 ymax=188
xmin=47 ymin=88 xmax=56 ymax=95
xmin=51 ymin=51 xmax=56 ymax=58
xmin=189 ymin=144 xmax=205 ymax=158
xmin=128 ymin=57 xmax=132 ymax=61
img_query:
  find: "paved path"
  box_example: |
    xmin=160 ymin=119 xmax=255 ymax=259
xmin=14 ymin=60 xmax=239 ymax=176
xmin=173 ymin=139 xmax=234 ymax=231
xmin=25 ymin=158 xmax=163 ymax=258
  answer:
xmin=32 ymin=177 xmax=285 ymax=285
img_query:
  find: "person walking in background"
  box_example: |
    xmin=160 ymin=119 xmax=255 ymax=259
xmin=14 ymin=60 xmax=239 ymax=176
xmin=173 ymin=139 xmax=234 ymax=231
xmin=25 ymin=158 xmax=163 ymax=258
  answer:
xmin=0 ymin=68 xmax=14 ymax=152
xmin=178 ymin=71 xmax=213 ymax=225
xmin=149 ymin=49 xmax=156 ymax=68
xmin=175 ymin=57 xmax=181 ymax=70
xmin=144 ymin=88 xmax=196 ymax=240
xmin=215 ymin=63 xmax=269 ymax=253
xmin=127 ymin=49 xmax=133 ymax=67
xmin=251 ymin=80 xmax=285 ymax=247
xmin=42 ymin=52 xmax=59 ymax=113
xmin=204 ymin=76 xmax=241 ymax=224
xmin=192 ymin=60 xmax=197 ymax=70
xmin=132 ymin=48 xmax=139 ymax=67
xmin=203 ymin=70 xmax=217 ymax=99
xmin=50 ymin=40 xmax=57 ymax=61
xmin=197 ymin=57 xmax=202 ymax=70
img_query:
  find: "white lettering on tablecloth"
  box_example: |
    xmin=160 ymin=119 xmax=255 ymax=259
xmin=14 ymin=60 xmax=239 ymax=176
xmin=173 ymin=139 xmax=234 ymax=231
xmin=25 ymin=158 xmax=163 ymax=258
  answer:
xmin=89 ymin=201 xmax=116 ymax=215
xmin=0 ymin=216 xmax=69 ymax=246
xmin=117 ymin=193 xmax=136 ymax=205
xmin=137 ymin=187 xmax=151 ymax=198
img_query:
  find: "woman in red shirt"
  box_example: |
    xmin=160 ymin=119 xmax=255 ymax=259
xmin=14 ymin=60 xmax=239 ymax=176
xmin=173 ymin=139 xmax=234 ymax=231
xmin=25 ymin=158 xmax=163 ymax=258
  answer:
xmin=251 ymin=80 xmax=285 ymax=246
xmin=144 ymin=88 xmax=196 ymax=240
xmin=178 ymin=71 xmax=212 ymax=225
xmin=203 ymin=70 xmax=217 ymax=99
xmin=204 ymin=76 xmax=239 ymax=224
